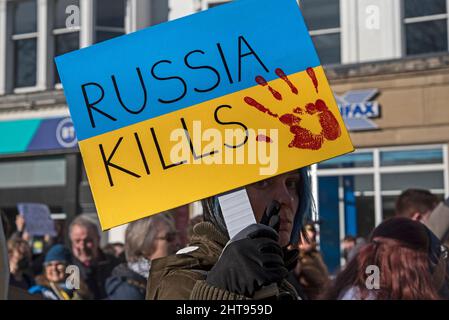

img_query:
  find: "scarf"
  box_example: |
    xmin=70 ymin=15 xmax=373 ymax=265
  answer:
xmin=128 ymin=257 xmax=151 ymax=279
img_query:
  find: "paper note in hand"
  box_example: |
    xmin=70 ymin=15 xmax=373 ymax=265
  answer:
xmin=218 ymin=189 xmax=256 ymax=239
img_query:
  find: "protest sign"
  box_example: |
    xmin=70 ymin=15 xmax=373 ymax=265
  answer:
xmin=17 ymin=203 xmax=57 ymax=237
xmin=56 ymin=0 xmax=354 ymax=230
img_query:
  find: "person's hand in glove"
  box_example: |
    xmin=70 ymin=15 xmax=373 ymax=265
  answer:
xmin=260 ymin=200 xmax=299 ymax=272
xmin=206 ymin=224 xmax=288 ymax=297
xmin=260 ymin=201 xmax=281 ymax=231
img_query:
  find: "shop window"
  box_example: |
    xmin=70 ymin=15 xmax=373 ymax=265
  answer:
xmin=344 ymin=175 xmax=375 ymax=238
xmin=403 ymin=0 xmax=448 ymax=56
xmin=317 ymin=145 xmax=447 ymax=271
xmin=318 ymin=174 xmax=375 ymax=273
xmin=12 ymin=0 xmax=37 ymax=88
xmin=381 ymin=171 xmax=445 ymax=219
xmin=318 ymin=152 xmax=373 ymax=169
xmin=380 ymin=148 xmax=443 ymax=166
xmin=95 ymin=0 xmax=126 ymax=43
xmin=300 ymin=0 xmax=341 ymax=65
xmin=54 ymin=0 xmax=80 ymax=84
xmin=0 ymin=157 xmax=66 ymax=189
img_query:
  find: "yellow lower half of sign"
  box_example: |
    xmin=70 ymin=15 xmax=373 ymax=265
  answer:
xmin=79 ymin=66 xmax=354 ymax=230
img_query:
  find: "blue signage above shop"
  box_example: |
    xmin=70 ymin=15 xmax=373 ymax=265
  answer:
xmin=0 ymin=117 xmax=77 ymax=155
xmin=335 ymin=89 xmax=380 ymax=131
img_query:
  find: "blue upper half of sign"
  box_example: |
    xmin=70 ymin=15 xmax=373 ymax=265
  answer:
xmin=55 ymin=0 xmax=320 ymax=141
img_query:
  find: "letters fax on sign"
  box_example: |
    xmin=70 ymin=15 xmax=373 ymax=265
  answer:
xmin=339 ymin=102 xmax=379 ymax=119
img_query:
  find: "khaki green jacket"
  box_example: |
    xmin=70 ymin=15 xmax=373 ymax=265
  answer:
xmin=146 ymin=222 xmax=299 ymax=300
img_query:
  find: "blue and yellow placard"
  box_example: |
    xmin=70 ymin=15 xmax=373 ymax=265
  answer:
xmin=56 ymin=0 xmax=354 ymax=230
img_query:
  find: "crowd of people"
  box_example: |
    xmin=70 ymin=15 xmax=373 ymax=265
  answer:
xmin=1 ymin=168 xmax=449 ymax=300
xmin=3 ymin=212 xmax=180 ymax=300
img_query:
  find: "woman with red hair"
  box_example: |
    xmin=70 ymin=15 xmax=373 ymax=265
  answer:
xmin=323 ymin=217 xmax=447 ymax=300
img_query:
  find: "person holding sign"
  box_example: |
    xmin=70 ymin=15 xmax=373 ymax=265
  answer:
xmin=146 ymin=168 xmax=311 ymax=300
xmin=55 ymin=0 xmax=354 ymax=300
xmin=55 ymin=0 xmax=354 ymax=234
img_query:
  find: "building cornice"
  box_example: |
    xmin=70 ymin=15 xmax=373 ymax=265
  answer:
xmin=325 ymin=52 xmax=449 ymax=81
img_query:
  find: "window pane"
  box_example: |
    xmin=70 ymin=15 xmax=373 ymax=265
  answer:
xmin=300 ymin=0 xmax=340 ymax=30
xmin=0 ymin=158 xmax=66 ymax=188
xmin=349 ymin=175 xmax=375 ymax=239
xmin=14 ymin=38 xmax=37 ymax=88
xmin=13 ymin=0 xmax=37 ymax=34
xmin=95 ymin=31 xmax=124 ymax=43
xmin=54 ymin=32 xmax=79 ymax=83
xmin=381 ymin=171 xmax=444 ymax=192
xmin=406 ymin=20 xmax=448 ymax=55
xmin=96 ymin=0 xmax=125 ymax=28
xmin=404 ymin=0 xmax=446 ymax=18
xmin=318 ymin=175 xmax=375 ymax=272
xmin=380 ymin=149 xmax=443 ymax=166
xmin=55 ymin=0 xmax=80 ymax=29
xmin=381 ymin=193 xmax=445 ymax=220
xmin=318 ymin=152 xmax=373 ymax=169
xmin=312 ymin=33 xmax=341 ymax=65
xmin=381 ymin=171 xmax=445 ymax=220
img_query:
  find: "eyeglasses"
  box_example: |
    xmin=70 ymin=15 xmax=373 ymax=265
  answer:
xmin=155 ymin=231 xmax=178 ymax=242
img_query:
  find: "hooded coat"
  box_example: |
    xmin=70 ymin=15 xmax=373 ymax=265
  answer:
xmin=146 ymin=168 xmax=312 ymax=300
xmin=146 ymin=221 xmax=299 ymax=300
xmin=147 ymin=168 xmax=312 ymax=300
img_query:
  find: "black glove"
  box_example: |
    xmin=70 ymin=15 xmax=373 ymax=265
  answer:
xmin=260 ymin=200 xmax=281 ymax=232
xmin=260 ymin=201 xmax=299 ymax=271
xmin=206 ymin=224 xmax=288 ymax=297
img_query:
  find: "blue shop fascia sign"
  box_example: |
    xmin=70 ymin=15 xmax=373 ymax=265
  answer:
xmin=0 ymin=116 xmax=78 ymax=155
xmin=335 ymin=89 xmax=381 ymax=131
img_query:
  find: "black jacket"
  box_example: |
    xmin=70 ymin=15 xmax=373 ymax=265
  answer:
xmin=72 ymin=250 xmax=119 ymax=300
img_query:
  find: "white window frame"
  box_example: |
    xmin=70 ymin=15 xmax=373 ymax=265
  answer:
xmin=315 ymin=144 xmax=449 ymax=229
xmin=401 ymin=0 xmax=449 ymax=57
xmin=203 ymin=0 xmax=345 ymax=64
xmin=0 ymin=0 xmax=7 ymax=95
xmin=298 ymin=0 xmax=342 ymax=65
xmin=309 ymin=27 xmax=342 ymax=65
xmin=93 ymin=0 xmax=126 ymax=44
xmin=53 ymin=0 xmax=130 ymax=91
xmin=8 ymin=0 xmax=40 ymax=93
xmin=1 ymin=0 xmax=131 ymax=94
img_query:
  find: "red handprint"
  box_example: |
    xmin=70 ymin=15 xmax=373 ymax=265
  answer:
xmin=305 ymin=99 xmax=341 ymax=141
xmin=243 ymin=67 xmax=341 ymax=150
xmin=306 ymin=67 xmax=319 ymax=93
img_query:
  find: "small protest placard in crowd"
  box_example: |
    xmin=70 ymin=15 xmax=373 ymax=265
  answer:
xmin=17 ymin=203 xmax=57 ymax=237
